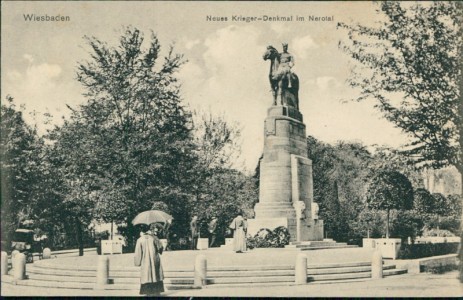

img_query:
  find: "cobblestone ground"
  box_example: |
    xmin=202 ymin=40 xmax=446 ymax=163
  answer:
xmin=2 ymin=272 xmax=462 ymax=297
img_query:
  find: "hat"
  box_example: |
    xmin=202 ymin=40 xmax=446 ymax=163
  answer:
xmin=282 ymin=42 xmax=288 ymax=47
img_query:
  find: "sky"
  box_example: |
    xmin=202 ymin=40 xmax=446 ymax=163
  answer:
xmin=1 ymin=1 xmax=410 ymax=173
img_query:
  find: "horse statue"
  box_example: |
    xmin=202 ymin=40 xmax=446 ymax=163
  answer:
xmin=263 ymin=45 xmax=299 ymax=109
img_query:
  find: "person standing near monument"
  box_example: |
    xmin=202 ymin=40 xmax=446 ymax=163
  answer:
xmin=208 ymin=216 xmax=218 ymax=247
xmin=163 ymin=218 xmax=172 ymax=251
xmin=134 ymin=224 xmax=165 ymax=296
xmin=229 ymin=212 xmax=247 ymax=253
xmin=190 ymin=215 xmax=199 ymax=250
xmin=279 ymin=43 xmax=295 ymax=88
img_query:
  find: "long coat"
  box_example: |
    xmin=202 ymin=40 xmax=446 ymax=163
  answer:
xmin=134 ymin=234 xmax=164 ymax=284
xmin=229 ymin=216 xmax=247 ymax=252
xmin=190 ymin=219 xmax=199 ymax=238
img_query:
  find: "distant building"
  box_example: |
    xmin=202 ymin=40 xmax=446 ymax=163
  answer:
xmin=423 ymin=167 xmax=462 ymax=196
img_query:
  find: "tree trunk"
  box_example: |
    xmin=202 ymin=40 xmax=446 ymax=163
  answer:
xmin=386 ymin=209 xmax=390 ymax=239
xmin=126 ymin=220 xmax=135 ymax=252
xmin=75 ymin=218 xmax=84 ymax=256
xmin=456 ymin=165 xmax=463 ymax=196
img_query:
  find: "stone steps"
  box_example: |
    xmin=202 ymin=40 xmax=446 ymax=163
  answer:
xmin=3 ymin=260 xmax=408 ymax=291
xmin=285 ymin=241 xmax=359 ymax=251
xmin=2 ymin=275 xmax=196 ymax=291
xmin=208 ymin=275 xmax=294 ymax=284
xmin=307 ymin=268 xmax=407 ymax=282
xmin=307 ymin=265 xmax=396 ymax=275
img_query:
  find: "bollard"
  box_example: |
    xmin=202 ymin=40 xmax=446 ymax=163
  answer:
xmin=95 ymin=255 xmax=109 ymax=289
xmin=295 ymin=253 xmax=308 ymax=284
xmin=13 ymin=253 xmax=26 ymax=280
xmin=194 ymin=254 xmax=207 ymax=287
xmin=42 ymin=248 xmax=51 ymax=259
xmin=11 ymin=250 xmax=20 ymax=270
xmin=371 ymin=249 xmax=383 ymax=279
xmin=1 ymin=251 xmax=8 ymax=275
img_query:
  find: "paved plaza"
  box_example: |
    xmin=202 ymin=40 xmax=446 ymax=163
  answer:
xmin=1 ymin=247 xmax=462 ymax=297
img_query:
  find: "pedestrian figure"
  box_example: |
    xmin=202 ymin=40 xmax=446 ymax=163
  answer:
xmin=190 ymin=215 xmax=199 ymax=250
xmin=134 ymin=225 xmax=165 ymax=296
xmin=229 ymin=212 xmax=247 ymax=253
xmin=208 ymin=216 xmax=218 ymax=247
xmin=164 ymin=219 xmax=172 ymax=251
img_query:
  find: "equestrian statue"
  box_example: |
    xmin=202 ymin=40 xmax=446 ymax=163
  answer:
xmin=263 ymin=43 xmax=299 ymax=110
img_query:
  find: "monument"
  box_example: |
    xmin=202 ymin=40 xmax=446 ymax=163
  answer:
xmin=247 ymin=43 xmax=324 ymax=242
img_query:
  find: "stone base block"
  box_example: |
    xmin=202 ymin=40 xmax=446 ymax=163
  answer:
xmin=362 ymin=238 xmax=376 ymax=249
xmin=374 ymin=238 xmax=402 ymax=259
xmin=305 ymin=220 xmax=324 ymax=241
xmin=197 ymin=238 xmax=209 ymax=250
xmin=267 ymin=105 xmax=303 ymax=122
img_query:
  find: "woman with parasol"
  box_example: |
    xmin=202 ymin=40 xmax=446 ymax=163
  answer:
xmin=133 ymin=210 xmax=172 ymax=296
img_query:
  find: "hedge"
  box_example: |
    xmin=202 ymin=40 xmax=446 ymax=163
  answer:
xmin=397 ymin=242 xmax=459 ymax=259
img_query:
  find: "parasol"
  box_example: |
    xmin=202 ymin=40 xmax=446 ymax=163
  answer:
xmin=132 ymin=210 xmax=173 ymax=225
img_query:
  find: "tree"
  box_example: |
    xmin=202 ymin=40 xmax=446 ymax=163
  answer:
xmin=353 ymin=208 xmax=385 ymax=241
xmin=45 ymin=119 xmax=99 ymax=255
xmin=192 ymin=110 xmax=241 ymax=170
xmin=338 ymin=2 xmax=463 ymax=182
xmin=189 ymin=168 xmax=258 ymax=245
xmin=413 ymin=188 xmax=435 ymax=216
xmin=431 ymin=192 xmax=450 ymax=232
xmin=307 ymin=137 xmax=373 ymax=242
xmin=365 ymin=169 xmax=414 ymax=238
xmin=371 ymin=146 xmax=424 ymax=189
xmin=63 ymin=26 xmax=196 ymax=249
xmin=431 ymin=193 xmax=450 ymax=217
xmin=391 ymin=210 xmax=424 ymax=241
xmin=447 ymin=194 xmax=462 ymax=220
xmin=1 ymin=96 xmax=43 ymax=245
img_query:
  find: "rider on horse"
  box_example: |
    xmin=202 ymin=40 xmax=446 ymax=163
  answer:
xmin=279 ymin=43 xmax=295 ymax=88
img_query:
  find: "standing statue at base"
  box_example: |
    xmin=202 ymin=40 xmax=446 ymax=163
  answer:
xmin=263 ymin=43 xmax=299 ymax=109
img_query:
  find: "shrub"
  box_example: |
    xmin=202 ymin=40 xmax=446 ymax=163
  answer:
xmin=169 ymin=236 xmax=190 ymax=251
xmin=422 ymin=263 xmax=458 ymax=274
xmin=397 ymin=242 xmax=459 ymax=259
xmin=246 ymin=227 xmax=290 ymax=249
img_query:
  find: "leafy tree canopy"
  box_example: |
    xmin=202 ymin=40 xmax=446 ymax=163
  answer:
xmin=70 ymin=26 xmax=196 ymax=226
xmin=413 ymin=187 xmax=435 ymax=215
xmin=1 ymin=96 xmax=43 ymax=241
xmin=366 ymin=169 xmax=414 ymax=211
xmin=338 ymin=2 xmax=463 ymax=178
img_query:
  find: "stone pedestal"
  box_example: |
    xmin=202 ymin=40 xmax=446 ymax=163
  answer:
xmin=374 ymin=238 xmax=401 ymax=260
xmin=248 ymin=105 xmax=324 ymax=242
xmin=197 ymin=238 xmax=209 ymax=250
xmin=101 ymin=240 xmax=123 ymax=255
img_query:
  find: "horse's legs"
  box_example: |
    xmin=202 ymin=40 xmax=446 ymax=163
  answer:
xmin=272 ymin=88 xmax=277 ymax=106
xmin=278 ymin=80 xmax=283 ymax=105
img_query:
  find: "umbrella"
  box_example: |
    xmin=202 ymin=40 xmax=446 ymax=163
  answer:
xmin=132 ymin=210 xmax=173 ymax=226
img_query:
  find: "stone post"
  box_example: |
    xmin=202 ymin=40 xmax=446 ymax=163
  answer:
xmin=295 ymin=253 xmax=307 ymax=284
xmin=95 ymin=255 xmax=109 ymax=288
xmin=42 ymin=248 xmax=51 ymax=259
xmin=371 ymin=250 xmax=383 ymax=279
xmin=194 ymin=254 xmax=207 ymax=287
xmin=11 ymin=250 xmax=19 ymax=270
xmin=13 ymin=253 xmax=26 ymax=280
xmin=1 ymin=251 xmax=8 ymax=275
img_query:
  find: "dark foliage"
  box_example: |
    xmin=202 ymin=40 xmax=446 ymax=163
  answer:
xmin=246 ymin=227 xmax=290 ymax=249
xmin=398 ymin=242 xmax=459 ymax=259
